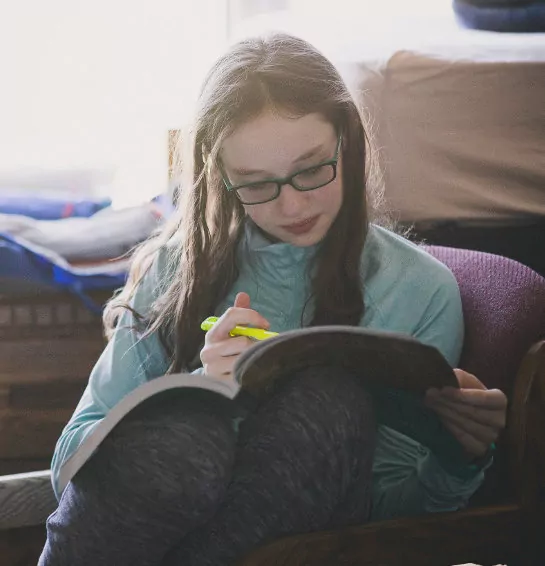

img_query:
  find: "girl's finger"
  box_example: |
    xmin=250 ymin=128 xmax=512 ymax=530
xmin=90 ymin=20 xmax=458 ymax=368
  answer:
xmin=203 ymin=336 xmax=253 ymax=358
xmin=201 ymin=336 xmax=254 ymax=362
xmin=425 ymin=398 xmax=499 ymax=446
xmin=208 ymin=306 xmax=270 ymax=341
xmin=203 ymin=355 xmax=238 ymax=379
xmin=441 ymin=419 xmax=490 ymax=459
xmin=439 ymin=387 xmax=508 ymax=411
xmin=234 ymin=292 xmax=251 ymax=309
xmin=427 ymin=391 xmax=507 ymax=430
xmin=453 ymin=369 xmax=487 ymax=391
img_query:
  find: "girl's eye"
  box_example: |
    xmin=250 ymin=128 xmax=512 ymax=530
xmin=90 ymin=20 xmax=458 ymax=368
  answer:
xmin=293 ymin=164 xmax=332 ymax=188
xmin=300 ymin=166 xmax=322 ymax=177
xmin=236 ymin=182 xmax=278 ymax=204
xmin=246 ymin=182 xmax=278 ymax=192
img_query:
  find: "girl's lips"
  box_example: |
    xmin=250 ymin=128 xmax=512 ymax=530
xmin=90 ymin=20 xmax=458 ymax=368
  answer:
xmin=282 ymin=215 xmax=319 ymax=235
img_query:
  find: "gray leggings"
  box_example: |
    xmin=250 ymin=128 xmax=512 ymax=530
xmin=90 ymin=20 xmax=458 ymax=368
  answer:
xmin=39 ymin=367 xmax=376 ymax=566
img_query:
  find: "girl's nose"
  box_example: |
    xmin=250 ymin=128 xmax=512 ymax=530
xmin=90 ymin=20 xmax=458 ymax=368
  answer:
xmin=276 ymin=183 xmax=308 ymax=217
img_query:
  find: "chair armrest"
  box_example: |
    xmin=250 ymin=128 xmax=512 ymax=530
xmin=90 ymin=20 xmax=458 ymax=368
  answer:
xmin=508 ymin=340 xmax=545 ymax=508
xmin=236 ymin=504 xmax=522 ymax=566
xmin=0 ymin=470 xmax=56 ymax=530
xmin=507 ymin=340 xmax=545 ymax=562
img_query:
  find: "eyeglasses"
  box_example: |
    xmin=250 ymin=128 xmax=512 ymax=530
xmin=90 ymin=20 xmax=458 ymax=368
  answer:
xmin=220 ymin=134 xmax=342 ymax=205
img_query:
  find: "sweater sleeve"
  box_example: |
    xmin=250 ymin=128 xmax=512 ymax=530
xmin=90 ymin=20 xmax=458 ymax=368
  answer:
xmin=371 ymin=266 xmax=491 ymax=520
xmin=50 ymin=247 xmax=172 ymax=500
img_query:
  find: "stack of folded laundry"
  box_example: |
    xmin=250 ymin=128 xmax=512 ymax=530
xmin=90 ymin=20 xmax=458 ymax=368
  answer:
xmin=0 ymin=189 xmax=171 ymax=308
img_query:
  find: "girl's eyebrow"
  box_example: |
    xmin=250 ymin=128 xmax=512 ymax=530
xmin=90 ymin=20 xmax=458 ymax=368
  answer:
xmin=230 ymin=142 xmax=327 ymax=177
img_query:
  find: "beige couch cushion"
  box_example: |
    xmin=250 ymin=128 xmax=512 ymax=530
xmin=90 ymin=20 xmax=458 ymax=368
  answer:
xmin=356 ymin=50 xmax=545 ymax=223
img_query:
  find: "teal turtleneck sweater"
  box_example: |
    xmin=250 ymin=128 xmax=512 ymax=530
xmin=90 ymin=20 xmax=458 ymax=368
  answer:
xmin=51 ymin=221 xmax=488 ymax=520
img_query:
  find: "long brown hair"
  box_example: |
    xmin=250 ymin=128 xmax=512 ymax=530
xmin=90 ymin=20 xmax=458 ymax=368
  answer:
xmin=104 ymin=33 xmax=382 ymax=372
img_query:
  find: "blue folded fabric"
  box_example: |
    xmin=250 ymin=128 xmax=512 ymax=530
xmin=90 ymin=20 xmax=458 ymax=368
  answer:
xmin=0 ymin=193 xmax=111 ymax=220
xmin=453 ymin=0 xmax=545 ymax=32
xmin=0 ymin=232 xmax=127 ymax=313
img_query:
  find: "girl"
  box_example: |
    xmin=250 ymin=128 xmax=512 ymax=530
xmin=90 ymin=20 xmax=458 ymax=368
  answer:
xmin=40 ymin=33 xmax=507 ymax=566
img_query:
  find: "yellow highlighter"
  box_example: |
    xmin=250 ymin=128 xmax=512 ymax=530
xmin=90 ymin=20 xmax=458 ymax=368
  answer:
xmin=201 ymin=316 xmax=279 ymax=341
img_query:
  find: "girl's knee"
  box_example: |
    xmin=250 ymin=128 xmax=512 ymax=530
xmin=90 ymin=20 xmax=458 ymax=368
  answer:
xmin=260 ymin=366 xmax=376 ymax=447
xmin=80 ymin=391 xmax=237 ymax=507
xmin=290 ymin=366 xmax=375 ymax=421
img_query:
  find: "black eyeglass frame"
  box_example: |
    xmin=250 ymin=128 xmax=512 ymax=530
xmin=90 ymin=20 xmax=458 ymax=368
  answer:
xmin=219 ymin=133 xmax=343 ymax=205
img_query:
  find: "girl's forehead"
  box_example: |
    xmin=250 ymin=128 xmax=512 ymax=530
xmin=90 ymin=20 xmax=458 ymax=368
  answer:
xmin=221 ymin=112 xmax=336 ymax=170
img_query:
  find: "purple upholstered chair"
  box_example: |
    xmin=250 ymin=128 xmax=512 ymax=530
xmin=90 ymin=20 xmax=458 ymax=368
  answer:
xmin=426 ymin=245 xmax=545 ymax=395
xmin=240 ymin=246 xmax=545 ymax=566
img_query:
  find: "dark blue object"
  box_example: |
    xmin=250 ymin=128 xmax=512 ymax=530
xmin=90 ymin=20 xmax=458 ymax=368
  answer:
xmin=0 ymin=193 xmax=111 ymax=220
xmin=0 ymin=233 xmax=127 ymax=313
xmin=453 ymin=0 xmax=545 ymax=32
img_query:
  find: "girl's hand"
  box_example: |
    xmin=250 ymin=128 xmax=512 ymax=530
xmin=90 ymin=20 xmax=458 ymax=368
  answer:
xmin=200 ymin=292 xmax=270 ymax=380
xmin=424 ymin=369 xmax=508 ymax=459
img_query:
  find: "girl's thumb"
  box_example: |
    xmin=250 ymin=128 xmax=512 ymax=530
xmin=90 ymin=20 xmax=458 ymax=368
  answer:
xmin=234 ymin=292 xmax=251 ymax=309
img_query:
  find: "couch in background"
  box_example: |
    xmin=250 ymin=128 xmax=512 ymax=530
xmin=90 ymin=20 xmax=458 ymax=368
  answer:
xmin=339 ymin=36 xmax=545 ymax=276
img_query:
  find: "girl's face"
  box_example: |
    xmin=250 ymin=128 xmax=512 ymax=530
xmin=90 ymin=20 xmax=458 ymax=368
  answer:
xmin=220 ymin=112 xmax=343 ymax=247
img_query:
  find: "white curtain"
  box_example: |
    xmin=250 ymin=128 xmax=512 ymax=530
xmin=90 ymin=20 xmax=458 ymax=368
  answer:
xmin=1 ymin=0 xmax=228 ymax=208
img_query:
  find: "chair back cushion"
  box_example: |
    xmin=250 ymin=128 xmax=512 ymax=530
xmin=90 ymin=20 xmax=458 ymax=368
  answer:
xmin=423 ymin=245 xmax=545 ymax=393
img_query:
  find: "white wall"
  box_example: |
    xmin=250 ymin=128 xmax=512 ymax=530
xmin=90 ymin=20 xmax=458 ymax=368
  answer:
xmin=230 ymin=0 xmax=458 ymax=59
xmin=1 ymin=0 xmax=458 ymax=208
xmin=1 ymin=0 xmax=228 ymax=207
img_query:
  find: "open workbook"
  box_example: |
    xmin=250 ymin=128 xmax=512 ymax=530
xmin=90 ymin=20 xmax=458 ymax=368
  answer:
xmin=58 ymin=325 xmax=468 ymax=494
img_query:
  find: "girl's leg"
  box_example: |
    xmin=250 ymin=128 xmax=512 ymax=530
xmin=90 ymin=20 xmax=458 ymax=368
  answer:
xmin=163 ymin=367 xmax=376 ymax=566
xmin=39 ymin=389 xmax=239 ymax=566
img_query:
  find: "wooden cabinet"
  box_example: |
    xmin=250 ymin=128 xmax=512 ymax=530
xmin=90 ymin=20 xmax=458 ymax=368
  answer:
xmin=0 ymin=293 xmax=107 ymax=474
